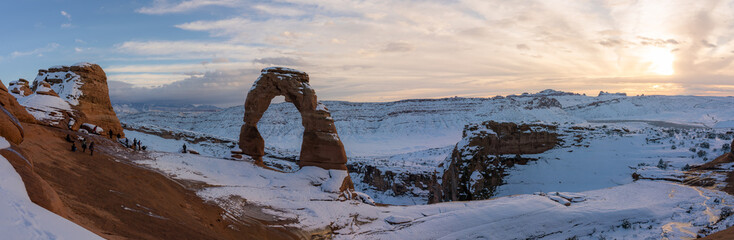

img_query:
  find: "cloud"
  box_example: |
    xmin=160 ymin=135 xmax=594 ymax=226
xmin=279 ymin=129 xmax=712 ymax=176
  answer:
xmin=136 ymin=0 xmax=243 ymax=14
xmin=10 ymin=43 xmax=60 ymax=58
xmin=382 ymin=42 xmax=414 ymax=53
xmin=701 ymin=39 xmax=717 ymax=48
xmin=121 ymin=0 xmax=734 ymax=106
xmin=61 ymin=11 xmax=71 ymax=20
xmin=252 ymin=57 xmax=307 ymax=66
xmin=253 ymin=4 xmax=305 ymax=17
xmin=109 ymin=68 xmax=260 ymax=106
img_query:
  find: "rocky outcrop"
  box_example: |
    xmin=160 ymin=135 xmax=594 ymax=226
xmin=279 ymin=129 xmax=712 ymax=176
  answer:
xmin=429 ymin=121 xmax=558 ymax=203
xmin=0 ymin=95 xmax=70 ymax=218
xmin=0 ymin=144 xmax=69 ymax=217
xmin=524 ymin=96 xmax=562 ymax=109
xmin=8 ymin=79 xmax=32 ymax=97
xmin=18 ymin=63 xmax=124 ymax=137
xmin=239 ymin=67 xmax=348 ymax=171
xmin=32 ymin=81 xmax=59 ymax=97
xmin=0 ymin=81 xmax=35 ymax=123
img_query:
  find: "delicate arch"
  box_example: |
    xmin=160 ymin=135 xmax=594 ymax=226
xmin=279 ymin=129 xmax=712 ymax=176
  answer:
xmin=238 ymin=67 xmax=348 ymax=170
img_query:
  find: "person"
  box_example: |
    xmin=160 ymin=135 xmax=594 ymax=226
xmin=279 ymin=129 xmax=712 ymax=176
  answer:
xmin=65 ymin=134 xmax=73 ymax=142
xmin=137 ymin=141 xmax=142 ymax=150
xmin=109 ymin=130 xmax=113 ymax=139
xmin=125 ymin=138 xmax=129 ymax=147
xmin=71 ymin=143 xmax=77 ymax=152
xmin=89 ymin=142 xmax=95 ymax=156
xmin=133 ymin=138 xmax=137 ymax=150
xmin=81 ymin=141 xmax=87 ymax=153
xmin=117 ymin=133 xmax=121 ymax=139
xmin=182 ymin=143 xmax=187 ymax=153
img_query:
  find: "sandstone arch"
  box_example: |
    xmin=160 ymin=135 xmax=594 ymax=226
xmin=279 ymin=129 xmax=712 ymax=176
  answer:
xmin=239 ymin=67 xmax=348 ymax=170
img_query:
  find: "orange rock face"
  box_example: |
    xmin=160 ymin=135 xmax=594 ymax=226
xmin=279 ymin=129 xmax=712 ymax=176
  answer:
xmin=0 ymin=81 xmax=35 ymax=123
xmin=429 ymin=121 xmax=559 ymax=203
xmin=33 ymin=63 xmax=124 ymax=137
xmin=0 ymin=145 xmax=69 ymax=217
xmin=0 ymin=105 xmax=25 ymax=145
xmin=239 ymin=67 xmax=348 ymax=170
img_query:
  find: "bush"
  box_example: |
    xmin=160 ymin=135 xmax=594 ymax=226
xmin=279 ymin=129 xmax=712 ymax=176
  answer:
xmin=621 ymin=219 xmax=632 ymax=229
xmin=671 ymin=145 xmax=677 ymax=150
xmin=682 ymin=164 xmax=691 ymax=171
xmin=700 ymin=142 xmax=710 ymax=149
xmin=657 ymin=159 xmax=668 ymax=169
xmin=723 ymin=143 xmax=731 ymax=152
xmin=721 ymin=207 xmax=732 ymax=220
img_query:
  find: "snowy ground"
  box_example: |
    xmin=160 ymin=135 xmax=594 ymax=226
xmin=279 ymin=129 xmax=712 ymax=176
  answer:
xmin=130 ymin=150 xmax=734 ymax=239
xmin=0 ymin=137 xmax=101 ymax=239
xmin=116 ymin=90 xmax=734 ymax=238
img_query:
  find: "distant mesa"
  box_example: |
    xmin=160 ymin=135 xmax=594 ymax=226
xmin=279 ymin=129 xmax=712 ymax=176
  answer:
xmin=429 ymin=121 xmax=559 ymax=203
xmin=9 ymin=63 xmax=124 ymax=138
xmin=238 ymin=67 xmax=352 ymax=190
xmin=598 ymin=91 xmax=627 ymax=97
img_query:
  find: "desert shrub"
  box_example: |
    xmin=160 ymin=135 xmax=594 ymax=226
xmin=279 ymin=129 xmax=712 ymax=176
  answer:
xmin=682 ymin=164 xmax=691 ymax=171
xmin=657 ymin=159 xmax=667 ymax=169
xmin=721 ymin=207 xmax=732 ymax=220
xmin=621 ymin=219 xmax=631 ymax=229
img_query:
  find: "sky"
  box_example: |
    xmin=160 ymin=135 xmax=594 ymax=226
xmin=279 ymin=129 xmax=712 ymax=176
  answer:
xmin=1 ymin=0 xmax=734 ymax=107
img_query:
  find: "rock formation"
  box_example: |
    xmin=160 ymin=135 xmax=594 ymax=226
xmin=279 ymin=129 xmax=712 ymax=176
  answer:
xmin=429 ymin=121 xmax=558 ymax=203
xmin=0 ymin=81 xmax=35 ymax=123
xmin=15 ymin=63 xmax=124 ymax=137
xmin=0 ymin=94 xmax=70 ymax=217
xmin=8 ymin=79 xmax=32 ymax=97
xmin=239 ymin=67 xmax=349 ymax=170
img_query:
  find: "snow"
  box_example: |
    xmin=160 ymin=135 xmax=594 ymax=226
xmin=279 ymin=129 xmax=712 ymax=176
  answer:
xmin=80 ymin=123 xmax=104 ymax=134
xmin=17 ymin=94 xmax=72 ymax=124
xmin=111 ymin=90 xmax=734 ymax=238
xmin=34 ymin=69 xmax=84 ymax=106
xmin=0 ymin=137 xmax=102 ymax=239
xmin=72 ymin=62 xmax=94 ymax=67
xmin=129 ymin=150 xmax=734 ymax=239
xmin=715 ymin=120 xmax=734 ymax=128
xmin=0 ymin=137 xmax=9 ymax=149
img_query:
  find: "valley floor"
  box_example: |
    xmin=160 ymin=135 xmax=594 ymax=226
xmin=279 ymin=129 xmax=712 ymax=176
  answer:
xmin=15 ymin=124 xmax=300 ymax=239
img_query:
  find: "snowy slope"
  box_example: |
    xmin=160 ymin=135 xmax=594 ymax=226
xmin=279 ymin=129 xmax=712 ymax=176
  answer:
xmin=0 ymin=137 xmax=101 ymax=240
xmin=131 ymin=150 xmax=734 ymax=239
xmin=119 ymin=92 xmax=734 ymax=158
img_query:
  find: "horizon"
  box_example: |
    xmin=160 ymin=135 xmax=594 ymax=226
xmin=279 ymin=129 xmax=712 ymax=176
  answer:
xmin=2 ymin=0 xmax=734 ymax=106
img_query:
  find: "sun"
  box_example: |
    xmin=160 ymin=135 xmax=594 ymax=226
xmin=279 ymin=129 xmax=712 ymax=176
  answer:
xmin=644 ymin=48 xmax=675 ymax=75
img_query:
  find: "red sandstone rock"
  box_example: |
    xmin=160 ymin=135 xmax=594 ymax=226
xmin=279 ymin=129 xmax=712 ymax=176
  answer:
xmin=239 ymin=67 xmax=348 ymax=170
xmin=0 ymin=145 xmax=69 ymax=217
xmin=0 ymin=81 xmax=35 ymax=123
xmin=0 ymin=105 xmax=24 ymax=145
xmin=429 ymin=121 xmax=558 ymax=203
xmin=32 ymin=63 xmax=124 ymax=138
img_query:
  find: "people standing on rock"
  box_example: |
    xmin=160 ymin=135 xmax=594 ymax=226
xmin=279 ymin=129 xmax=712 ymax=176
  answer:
xmin=182 ymin=144 xmax=187 ymax=153
xmin=65 ymin=134 xmax=73 ymax=142
xmin=81 ymin=141 xmax=87 ymax=153
xmin=71 ymin=143 xmax=77 ymax=152
xmin=133 ymin=139 xmax=138 ymax=150
xmin=117 ymin=133 xmax=121 ymax=139
xmin=109 ymin=130 xmax=113 ymax=139
xmin=137 ymin=141 xmax=142 ymax=151
xmin=89 ymin=142 xmax=95 ymax=156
